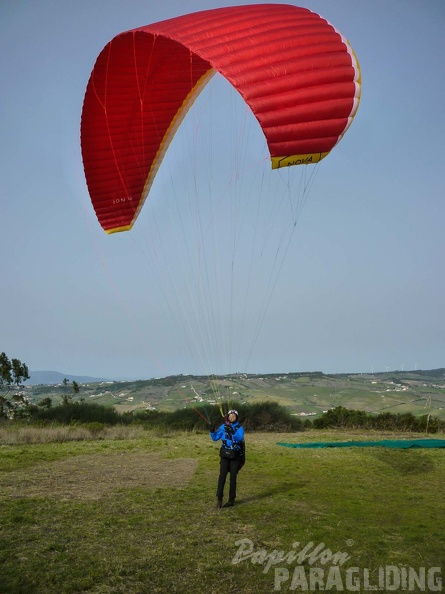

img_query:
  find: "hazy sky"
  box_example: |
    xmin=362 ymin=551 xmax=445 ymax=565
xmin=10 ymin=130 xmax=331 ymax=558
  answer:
xmin=1 ymin=1 xmax=444 ymax=380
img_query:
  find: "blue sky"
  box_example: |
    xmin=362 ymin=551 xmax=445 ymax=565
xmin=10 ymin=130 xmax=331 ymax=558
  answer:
xmin=1 ymin=1 xmax=444 ymax=380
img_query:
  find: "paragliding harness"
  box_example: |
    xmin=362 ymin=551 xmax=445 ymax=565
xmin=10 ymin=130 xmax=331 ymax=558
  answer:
xmin=238 ymin=439 xmax=246 ymax=472
xmin=220 ymin=424 xmax=245 ymax=471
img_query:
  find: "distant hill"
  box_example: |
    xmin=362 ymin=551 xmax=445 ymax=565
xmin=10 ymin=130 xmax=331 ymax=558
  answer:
xmin=23 ymin=368 xmax=445 ymax=422
xmin=26 ymin=368 xmax=445 ymax=386
xmin=28 ymin=371 xmax=111 ymax=385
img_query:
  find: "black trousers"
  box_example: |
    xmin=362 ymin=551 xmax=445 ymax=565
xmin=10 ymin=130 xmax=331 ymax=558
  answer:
xmin=216 ymin=456 xmax=240 ymax=501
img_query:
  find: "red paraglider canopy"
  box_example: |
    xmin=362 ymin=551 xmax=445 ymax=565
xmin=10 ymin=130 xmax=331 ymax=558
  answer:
xmin=81 ymin=4 xmax=361 ymax=233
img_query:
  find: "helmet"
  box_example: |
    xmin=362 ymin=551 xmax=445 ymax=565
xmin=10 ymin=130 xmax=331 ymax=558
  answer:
xmin=228 ymin=409 xmax=239 ymax=418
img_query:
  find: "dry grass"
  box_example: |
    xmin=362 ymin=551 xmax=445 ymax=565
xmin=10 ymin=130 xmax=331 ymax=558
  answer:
xmin=0 ymin=424 xmax=151 ymax=445
xmin=0 ymin=451 xmax=198 ymax=500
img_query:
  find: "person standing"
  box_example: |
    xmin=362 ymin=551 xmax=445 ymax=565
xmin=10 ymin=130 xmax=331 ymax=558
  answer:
xmin=210 ymin=409 xmax=245 ymax=508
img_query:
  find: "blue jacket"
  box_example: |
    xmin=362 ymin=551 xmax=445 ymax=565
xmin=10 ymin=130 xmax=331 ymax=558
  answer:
xmin=210 ymin=421 xmax=245 ymax=451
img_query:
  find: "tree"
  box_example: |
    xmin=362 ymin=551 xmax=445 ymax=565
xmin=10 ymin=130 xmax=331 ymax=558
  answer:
xmin=0 ymin=352 xmax=13 ymax=388
xmin=62 ymin=379 xmax=81 ymax=404
xmin=0 ymin=352 xmax=30 ymax=419
xmin=37 ymin=397 xmax=52 ymax=409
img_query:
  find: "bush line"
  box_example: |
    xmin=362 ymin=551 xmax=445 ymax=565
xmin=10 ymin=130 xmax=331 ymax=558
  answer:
xmin=1 ymin=401 xmax=444 ymax=434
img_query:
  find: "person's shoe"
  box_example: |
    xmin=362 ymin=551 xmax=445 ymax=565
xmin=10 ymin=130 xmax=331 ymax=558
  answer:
xmin=216 ymin=499 xmax=223 ymax=509
xmin=223 ymin=500 xmax=235 ymax=508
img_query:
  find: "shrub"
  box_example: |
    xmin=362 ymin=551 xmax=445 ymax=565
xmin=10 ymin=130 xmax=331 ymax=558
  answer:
xmin=83 ymin=422 xmax=106 ymax=435
xmin=133 ymin=401 xmax=304 ymax=432
xmin=239 ymin=401 xmax=304 ymax=431
xmin=312 ymin=406 xmax=445 ymax=432
xmin=29 ymin=402 xmax=125 ymax=425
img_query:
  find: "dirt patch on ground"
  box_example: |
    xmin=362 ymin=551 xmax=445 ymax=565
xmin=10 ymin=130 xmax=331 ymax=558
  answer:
xmin=0 ymin=453 xmax=198 ymax=500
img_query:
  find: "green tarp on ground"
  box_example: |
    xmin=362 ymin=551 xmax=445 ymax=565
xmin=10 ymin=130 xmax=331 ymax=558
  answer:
xmin=277 ymin=439 xmax=445 ymax=449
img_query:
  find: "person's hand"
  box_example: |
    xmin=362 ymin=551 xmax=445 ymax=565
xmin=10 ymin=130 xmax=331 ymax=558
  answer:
xmin=209 ymin=422 xmax=217 ymax=432
xmin=225 ymin=424 xmax=234 ymax=436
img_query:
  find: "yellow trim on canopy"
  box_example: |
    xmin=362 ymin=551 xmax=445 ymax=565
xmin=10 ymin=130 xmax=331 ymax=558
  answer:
xmin=271 ymin=152 xmax=329 ymax=169
xmin=105 ymin=224 xmax=133 ymax=235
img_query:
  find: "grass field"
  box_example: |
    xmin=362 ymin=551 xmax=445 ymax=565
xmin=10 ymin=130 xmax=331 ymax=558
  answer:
xmin=1 ymin=427 xmax=444 ymax=593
